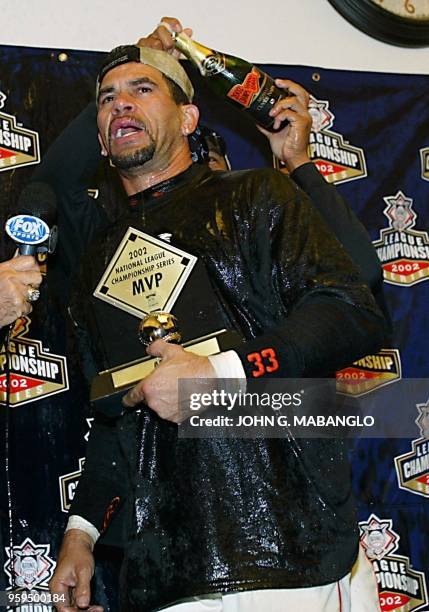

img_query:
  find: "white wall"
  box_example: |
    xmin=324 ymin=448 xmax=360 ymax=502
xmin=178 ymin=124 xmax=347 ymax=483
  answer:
xmin=5 ymin=0 xmax=428 ymax=74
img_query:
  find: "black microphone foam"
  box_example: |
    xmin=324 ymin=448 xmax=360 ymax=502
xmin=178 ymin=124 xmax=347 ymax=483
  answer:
xmin=16 ymin=182 xmax=57 ymax=226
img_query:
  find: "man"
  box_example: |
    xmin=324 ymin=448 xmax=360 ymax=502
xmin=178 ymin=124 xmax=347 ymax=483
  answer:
xmin=50 ymin=20 xmax=385 ymax=612
xmin=198 ymin=124 xmax=384 ymax=301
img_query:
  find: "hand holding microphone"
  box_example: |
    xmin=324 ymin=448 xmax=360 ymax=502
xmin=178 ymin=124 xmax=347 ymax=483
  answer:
xmin=0 ymin=256 xmax=42 ymax=327
xmin=2 ymin=182 xmax=57 ymax=326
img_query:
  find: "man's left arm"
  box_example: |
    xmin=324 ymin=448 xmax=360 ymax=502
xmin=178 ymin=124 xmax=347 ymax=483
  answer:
xmin=230 ymin=174 xmax=386 ymax=379
xmin=261 ymin=78 xmax=383 ymax=293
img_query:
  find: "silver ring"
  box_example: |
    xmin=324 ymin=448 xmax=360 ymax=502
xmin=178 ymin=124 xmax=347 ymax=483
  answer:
xmin=27 ymin=287 xmax=40 ymax=303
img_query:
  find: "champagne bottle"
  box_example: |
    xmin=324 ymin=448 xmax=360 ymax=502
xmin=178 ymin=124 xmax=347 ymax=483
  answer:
xmin=173 ymin=32 xmax=287 ymax=131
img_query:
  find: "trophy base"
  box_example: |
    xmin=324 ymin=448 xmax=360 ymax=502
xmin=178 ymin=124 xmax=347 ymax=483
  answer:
xmin=90 ymin=329 xmax=241 ymax=418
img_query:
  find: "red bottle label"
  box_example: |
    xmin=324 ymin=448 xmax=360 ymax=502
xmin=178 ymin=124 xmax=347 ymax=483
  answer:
xmin=227 ymin=67 xmax=262 ymax=108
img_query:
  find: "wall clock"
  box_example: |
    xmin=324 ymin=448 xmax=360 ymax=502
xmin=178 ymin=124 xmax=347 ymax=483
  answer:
xmin=327 ymin=0 xmax=429 ymax=47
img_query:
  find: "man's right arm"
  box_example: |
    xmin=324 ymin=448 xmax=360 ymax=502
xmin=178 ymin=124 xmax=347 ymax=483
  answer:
xmin=50 ymin=417 xmax=125 ymax=611
xmin=49 ymin=528 xmax=100 ymax=612
xmin=32 ymin=103 xmax=100 ymax=194
xmin=31 ymin=103 xmax=109 ymax=277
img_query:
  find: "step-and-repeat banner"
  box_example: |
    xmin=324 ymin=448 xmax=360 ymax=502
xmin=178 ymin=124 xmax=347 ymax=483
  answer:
xmin=0 ymin=44 xmax=428 ymax=611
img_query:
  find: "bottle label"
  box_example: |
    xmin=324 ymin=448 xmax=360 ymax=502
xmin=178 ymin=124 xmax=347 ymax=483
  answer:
xmin=227 ymin=67 xmax=263 ymax=108
xmin=202 ymin=54 xmax=226 ymax=76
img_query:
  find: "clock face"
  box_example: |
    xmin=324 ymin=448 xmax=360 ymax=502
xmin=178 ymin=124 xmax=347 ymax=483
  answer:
xmin=328 ymin=0 xmax=429 ymax=46
xmin=369 ymin=0 xmax=429 ymax=20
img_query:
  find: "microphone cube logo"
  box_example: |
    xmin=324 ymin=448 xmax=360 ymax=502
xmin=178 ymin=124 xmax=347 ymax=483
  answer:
xmin=5 ymin=214 xmax=50 ymax=245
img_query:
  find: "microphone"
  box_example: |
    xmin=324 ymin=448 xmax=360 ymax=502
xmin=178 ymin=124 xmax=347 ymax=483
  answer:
xmin=5 ymin=182 xmax=58 ymax=256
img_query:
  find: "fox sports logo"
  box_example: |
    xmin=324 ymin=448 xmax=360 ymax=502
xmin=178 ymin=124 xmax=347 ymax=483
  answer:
xmin=6 ymin=214 xmax=49 ymax=244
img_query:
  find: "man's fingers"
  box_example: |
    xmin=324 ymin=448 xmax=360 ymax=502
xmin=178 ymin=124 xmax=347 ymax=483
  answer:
xmin=49 ymin=577 xmax=73 ymax=612
xmin=275 ymin=79 xmax=310 ymax=108
xmin=18 ymin=270 xmax=43 ymax=287
xmin=146 ymin=338 xmax=176 ymax=359
xmin=268 ymin=97 xmax=312 ymax=132
xmin=156 ymin=26 xmax=176 ymax=49
xmin=22 ymin=300 xmax=33 ymax=316
xmin=271 ymin=110 xmax=302 ymax=132
xmin=136 ymin=29 xmax=175 ymax=54
xmin=158 ymin=19 xmax=193 ymax=38
xmin=256 ymin=124 xmax=270 ymax=137
xmin=156 ymin=19 xmax=189 ymax=57
xmin=159 ymin=16 xmax=183 ymax=33
xmin=136 ymin=18 xmax=192 ymax=58
xmin=8 ymin=289 xmax=33 ymax=316
xmin=270 ymin=97 xmax=309 ymax=118
xmin=136 ymin=22 xmax=176 ymax=51
xmin=122 ymin=380 xmax=145 ymax=408
xmin=274 ymin=79 xmax=310 ymax=113
xmin=136 ymin=35 xmax=164 ymax=50
xmin=74 ymin=568 xmax=92 ymax=608
xmin=7 ymin=255 xmax=39 ymax=272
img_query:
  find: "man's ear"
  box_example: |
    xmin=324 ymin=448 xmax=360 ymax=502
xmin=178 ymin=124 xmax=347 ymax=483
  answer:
xmin=181 ymin=104 xmax=200 ymax=136
xmin=98 ymin=132 xmax=109 ymax=157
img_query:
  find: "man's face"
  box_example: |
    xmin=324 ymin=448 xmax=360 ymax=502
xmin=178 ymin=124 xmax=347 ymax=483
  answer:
xmin=97 ymin=62 xmax=187 ymax=171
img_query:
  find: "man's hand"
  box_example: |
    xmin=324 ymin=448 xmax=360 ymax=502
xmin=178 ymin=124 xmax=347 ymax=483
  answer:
xmin=0 ymin=256 xmax=42 ymax=327
xmin=49 ymin=530 xmax=103 ymax=612
xmin=122 ymin=340 xmax=216 ymax=422
xmin=136 ymin=16 xmax=193 ymax=59
xmin=258 ymin=79 xmax=312 ymax=172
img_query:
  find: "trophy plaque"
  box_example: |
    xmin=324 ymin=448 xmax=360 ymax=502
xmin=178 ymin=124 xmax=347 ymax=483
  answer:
xmin=91 ymin=311 xmax=241 ymax=417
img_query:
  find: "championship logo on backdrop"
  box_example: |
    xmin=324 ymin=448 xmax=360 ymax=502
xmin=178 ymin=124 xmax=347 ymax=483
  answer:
xmin=360 ymin=514 xmax=400 ymax=560
xmin=307 ymin=96 xmax=367 ymax=184
xmin=0 ymin=317 xmax=69 ymax=406
xmin=59 ymin=458 xmax=85 ymax=513
xmin=395 ymin=399 xmax=429 ymax=498
xmin=420 ymin=147 xmax=429 ymax=181
xmin=84 ymin=417 xmax=94 ymax=442
xmin=0 ymin=91 xmax=40 ymax=172
xmin=373 ymin=191 xmax=429 ymax=286
xmin=59 ymin=421 xmax=93 ymax=511
xmin=336 ymin=349 xmax=401 ymax=397
xmin=4 ymin=538 xmax=55 ymax=590
xmin=359 ymin=515 xmax=428 ymax=612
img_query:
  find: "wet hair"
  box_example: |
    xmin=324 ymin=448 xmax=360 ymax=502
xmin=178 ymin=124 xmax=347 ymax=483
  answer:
xmin=163 ymin=75 xmax=189 ymax=106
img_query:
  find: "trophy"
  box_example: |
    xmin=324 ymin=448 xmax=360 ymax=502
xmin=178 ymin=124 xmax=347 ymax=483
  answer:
xmin=90 ymin=311 xmax=241 ymax=417
xmin=138 ymin=312 xmax=181 ymax=346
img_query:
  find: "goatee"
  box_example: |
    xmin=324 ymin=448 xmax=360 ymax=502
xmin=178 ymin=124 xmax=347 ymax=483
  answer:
xmin=110 ymin=142 xmax=156 ymax=170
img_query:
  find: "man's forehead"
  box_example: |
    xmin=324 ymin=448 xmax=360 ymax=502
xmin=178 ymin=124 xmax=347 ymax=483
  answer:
xmin=100 ymin=61 xmax=167 ymax=88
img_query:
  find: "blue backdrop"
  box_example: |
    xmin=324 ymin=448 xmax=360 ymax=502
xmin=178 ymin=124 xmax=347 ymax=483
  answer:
xmin=0 ymin=44 xmax=428 ymax=611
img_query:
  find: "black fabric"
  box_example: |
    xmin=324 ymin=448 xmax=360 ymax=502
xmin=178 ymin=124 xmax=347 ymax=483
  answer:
xmin=291 ymin=162 xmax=392 ymax=337
xmin=291 ymin=162 xmax=381 ymax=290
xmin=31 ymin=102 xmax=123 ymax=306
xmin=70 ymin=163 xmax=385 ymax=610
